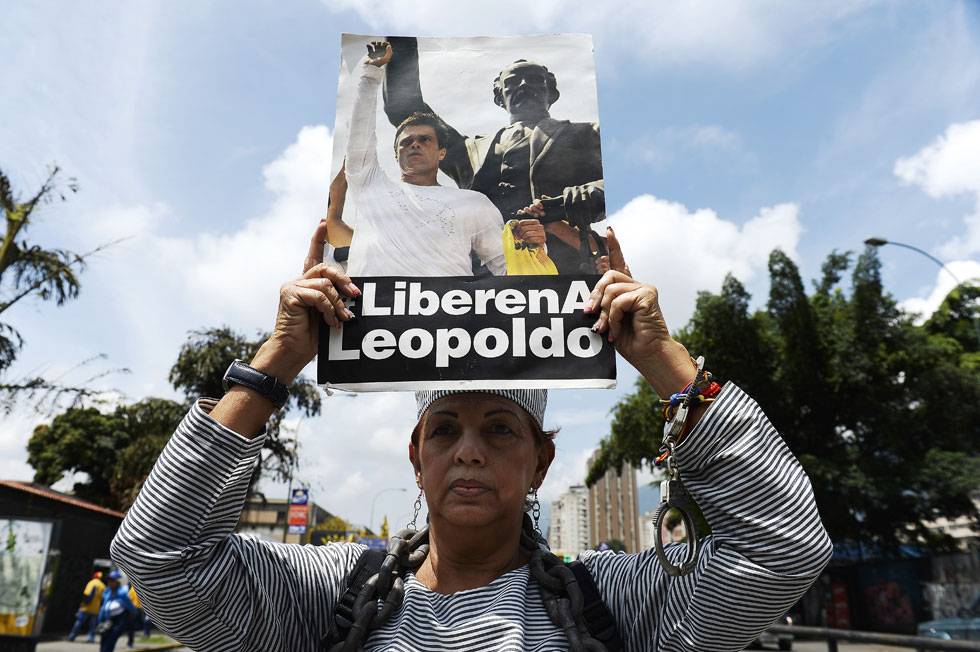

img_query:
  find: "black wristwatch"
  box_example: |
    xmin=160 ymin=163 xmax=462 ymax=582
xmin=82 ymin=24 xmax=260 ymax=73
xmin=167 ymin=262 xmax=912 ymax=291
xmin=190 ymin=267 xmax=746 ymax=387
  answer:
xmin=222 ymin=360 xmax=290 ymax=410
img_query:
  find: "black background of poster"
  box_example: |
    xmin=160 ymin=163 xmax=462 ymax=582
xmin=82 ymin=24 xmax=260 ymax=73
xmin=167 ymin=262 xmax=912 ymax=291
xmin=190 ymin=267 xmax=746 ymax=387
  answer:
xmin=317 ymin=275 xmax=616 ymax=389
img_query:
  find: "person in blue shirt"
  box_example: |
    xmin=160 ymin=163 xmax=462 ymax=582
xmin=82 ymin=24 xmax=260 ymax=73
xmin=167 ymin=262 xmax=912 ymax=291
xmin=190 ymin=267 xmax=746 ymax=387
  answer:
xmin=97 ymin=570 xmax=137 ymax=652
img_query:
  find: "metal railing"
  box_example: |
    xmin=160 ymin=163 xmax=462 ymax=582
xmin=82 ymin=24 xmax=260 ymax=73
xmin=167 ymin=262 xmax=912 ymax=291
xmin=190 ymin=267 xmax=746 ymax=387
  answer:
xmin=767 ymin=624 xmax=980 ymax=651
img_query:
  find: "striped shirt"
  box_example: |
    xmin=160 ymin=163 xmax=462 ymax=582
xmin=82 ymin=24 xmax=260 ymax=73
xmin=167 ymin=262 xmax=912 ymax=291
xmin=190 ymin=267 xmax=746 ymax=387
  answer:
xmin=111 ymin=384 xmax=831 ymax=651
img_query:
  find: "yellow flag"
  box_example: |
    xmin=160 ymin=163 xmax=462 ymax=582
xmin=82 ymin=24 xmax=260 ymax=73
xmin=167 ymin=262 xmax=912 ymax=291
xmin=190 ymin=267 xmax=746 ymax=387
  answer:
xmin=503 ymin=224 xmax=558 ymax=275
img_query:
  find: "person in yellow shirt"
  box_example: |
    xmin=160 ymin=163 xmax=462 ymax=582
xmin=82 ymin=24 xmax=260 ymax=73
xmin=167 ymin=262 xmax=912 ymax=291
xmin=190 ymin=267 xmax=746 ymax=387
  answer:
xmin=67 ymin=572 xmax=104 ymax=642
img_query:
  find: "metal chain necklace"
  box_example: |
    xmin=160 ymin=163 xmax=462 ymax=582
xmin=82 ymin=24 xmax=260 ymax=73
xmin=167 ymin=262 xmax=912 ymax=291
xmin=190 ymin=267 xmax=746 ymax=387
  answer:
xmin=326 ymin=513 xmax=607 ymax=652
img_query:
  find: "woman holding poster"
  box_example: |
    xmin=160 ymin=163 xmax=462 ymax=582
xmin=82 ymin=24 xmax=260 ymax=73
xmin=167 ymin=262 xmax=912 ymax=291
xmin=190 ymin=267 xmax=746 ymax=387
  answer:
xmin=110 ymin=220 xmax=831 ymax=651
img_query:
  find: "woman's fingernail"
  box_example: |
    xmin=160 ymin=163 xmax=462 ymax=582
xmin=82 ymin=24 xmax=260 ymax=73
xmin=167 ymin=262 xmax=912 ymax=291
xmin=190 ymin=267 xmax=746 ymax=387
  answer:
xmin=584 ymin=300 xmax=594 ymax=313
xmin=607 ymin=334 xmax=614 ymax=343
xmin=590 ymin=326 xmax=598 ymax=333
xmin=346 ymin=310 xmax=356 ymax=319
xmin=349 ymin=283 xmax=361 ymax=295
xmin=320 ymin=218 xmax=327 ymax=224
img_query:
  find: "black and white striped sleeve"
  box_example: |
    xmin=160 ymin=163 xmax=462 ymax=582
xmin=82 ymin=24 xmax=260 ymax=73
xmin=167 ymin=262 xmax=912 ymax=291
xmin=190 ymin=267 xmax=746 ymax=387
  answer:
xmin=581 ymin=383 xmax=833 ymax=652
xmin=110 ymin=399 xmax=365 ymax=652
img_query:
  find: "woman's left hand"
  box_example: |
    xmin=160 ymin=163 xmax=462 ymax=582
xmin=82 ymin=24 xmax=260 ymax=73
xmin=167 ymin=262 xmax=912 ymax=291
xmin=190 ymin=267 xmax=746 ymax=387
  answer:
xmin=587 ymin=228 xmax=696 ymax=397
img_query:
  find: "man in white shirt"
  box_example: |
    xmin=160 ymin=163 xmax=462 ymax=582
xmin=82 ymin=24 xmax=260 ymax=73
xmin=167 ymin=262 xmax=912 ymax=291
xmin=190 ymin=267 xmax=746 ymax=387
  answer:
xmin=344 ymin=41 xmax=507 ymax=277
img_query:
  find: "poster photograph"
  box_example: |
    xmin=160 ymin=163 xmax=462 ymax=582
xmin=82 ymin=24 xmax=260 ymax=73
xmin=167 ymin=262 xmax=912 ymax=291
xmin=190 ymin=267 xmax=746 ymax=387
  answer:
xmin=318 ymin=33 xmax=615 ymax=391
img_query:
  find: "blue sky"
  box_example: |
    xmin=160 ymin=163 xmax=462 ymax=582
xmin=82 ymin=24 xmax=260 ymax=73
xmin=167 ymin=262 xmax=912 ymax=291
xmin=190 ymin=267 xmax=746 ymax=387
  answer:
xmin=2 ymin=1 xmax=979 ymax=536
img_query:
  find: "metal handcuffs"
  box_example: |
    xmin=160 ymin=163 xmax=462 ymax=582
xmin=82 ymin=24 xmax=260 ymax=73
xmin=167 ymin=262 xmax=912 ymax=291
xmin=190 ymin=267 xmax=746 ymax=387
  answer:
xmin=652 ymin=357 xmax=704 ymax=576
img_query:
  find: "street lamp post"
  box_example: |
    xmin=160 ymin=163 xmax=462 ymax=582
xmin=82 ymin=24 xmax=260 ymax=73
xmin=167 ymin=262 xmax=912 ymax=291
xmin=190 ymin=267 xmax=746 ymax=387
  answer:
xmin=865 ymin=236 xmax=980 ymax=350
xmin=370 ymin=488 xmax=407 ymax=535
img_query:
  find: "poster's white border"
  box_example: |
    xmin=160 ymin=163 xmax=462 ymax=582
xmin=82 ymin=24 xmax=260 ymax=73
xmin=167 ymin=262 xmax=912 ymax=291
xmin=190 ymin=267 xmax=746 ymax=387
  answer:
xmin=321 ymin=378 xmax=616 ymax=392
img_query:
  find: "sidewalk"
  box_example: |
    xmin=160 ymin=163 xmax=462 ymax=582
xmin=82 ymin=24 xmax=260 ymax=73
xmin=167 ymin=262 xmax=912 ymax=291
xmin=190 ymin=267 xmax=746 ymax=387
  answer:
xmin=36 ymin=637 xmax=184 ymax=652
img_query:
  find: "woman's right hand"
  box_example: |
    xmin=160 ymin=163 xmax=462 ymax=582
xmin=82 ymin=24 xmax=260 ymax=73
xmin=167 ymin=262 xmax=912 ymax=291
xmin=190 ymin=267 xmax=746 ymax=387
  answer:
xmin=211 ymin=221 xmax=358 ymax=437
xmin=257 ymin=220 xmax=360 ymax=385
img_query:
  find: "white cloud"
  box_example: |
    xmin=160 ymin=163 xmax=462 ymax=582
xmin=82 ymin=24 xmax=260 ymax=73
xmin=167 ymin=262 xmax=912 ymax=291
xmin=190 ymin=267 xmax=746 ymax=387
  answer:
xmin=636 ymin=464 xmax=660 ymax=488
xmin=895 ymin=121 xmax=980 ymax=198
xmin=327 ymin=470 xmax=371 ymax=504
xmin=539 ymin=447 xmax=595 ymax=504
xmin=323 ymin=0 xmax=878 ymax=71
xmin=895 ymin=120 xmax=980 ymax=260
xmin=608 ymin=195 xmax=803 ymax=327
xmin=85 ymin=202 xmax=169 ymax=244
xmin=263 ymin=126 xmax=334 ymax=200
xmin=0 ymin=411 xmax=37 ymax=479
xmin=369 ymin=427 xmax=405 ymax=454
xmin=547 ymin=408 xmax=609 ymax=428
xmin=65 ymin=125 xmax=334 ymax=395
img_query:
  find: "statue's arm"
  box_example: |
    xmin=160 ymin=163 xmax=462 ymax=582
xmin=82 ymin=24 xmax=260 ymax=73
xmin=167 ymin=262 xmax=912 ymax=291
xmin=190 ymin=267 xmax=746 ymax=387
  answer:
xmin=383 ymin=36 xmax=475 ymax=188
xmin=382 ymin=36 xmax=429 ymax=125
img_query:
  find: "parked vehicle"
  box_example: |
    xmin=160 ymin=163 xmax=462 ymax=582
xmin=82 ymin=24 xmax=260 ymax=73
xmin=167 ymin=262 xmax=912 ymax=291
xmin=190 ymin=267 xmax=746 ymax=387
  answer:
xmin=750 ymin=614 xmax=793 ymax=650
xmin=918 ymin=592 xmax=980 ymax=641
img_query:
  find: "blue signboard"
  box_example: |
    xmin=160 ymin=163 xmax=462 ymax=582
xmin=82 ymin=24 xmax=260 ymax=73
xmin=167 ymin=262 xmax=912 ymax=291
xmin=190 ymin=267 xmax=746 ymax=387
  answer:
xmin=357 ymin=536 xmax=388 ymax=551
xmin=290 ymin=488 xmax=309 ymax=505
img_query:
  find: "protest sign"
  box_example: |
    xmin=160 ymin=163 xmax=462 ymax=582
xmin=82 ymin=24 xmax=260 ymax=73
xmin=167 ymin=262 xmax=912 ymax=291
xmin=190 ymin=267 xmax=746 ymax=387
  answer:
xmin=319 ymin=34 xmax=612 ymax=391
xmin=320 ymin=274 xmax=613 ymax=390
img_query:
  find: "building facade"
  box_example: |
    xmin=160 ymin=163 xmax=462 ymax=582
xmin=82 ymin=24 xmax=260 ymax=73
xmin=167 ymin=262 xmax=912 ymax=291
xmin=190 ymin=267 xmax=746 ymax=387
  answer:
xmin=586 ymin=452 xmax=641 ymax=553
xmin=0 ymin=480 xmax=124 ymax=634
xmin=548 ymin=485 xmax=590 ymax=557
xmin=238 ymin=496 xmax=332 ymax=544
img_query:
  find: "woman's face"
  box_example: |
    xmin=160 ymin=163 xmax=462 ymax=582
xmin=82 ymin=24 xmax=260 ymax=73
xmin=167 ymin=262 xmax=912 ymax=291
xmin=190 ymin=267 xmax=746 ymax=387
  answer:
xmin=410 ymin=393 xmax=554 ymax=530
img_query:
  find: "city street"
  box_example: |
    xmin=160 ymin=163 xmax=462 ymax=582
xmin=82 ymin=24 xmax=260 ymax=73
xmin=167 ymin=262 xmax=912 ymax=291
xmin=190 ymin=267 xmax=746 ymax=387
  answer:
xmin=35 ymin=639 xmax=183 ymax=652
xmin=763 ymin=643 xmax=927 ymax=652
xmin=30 ymin=639 xmax=929 ymax=652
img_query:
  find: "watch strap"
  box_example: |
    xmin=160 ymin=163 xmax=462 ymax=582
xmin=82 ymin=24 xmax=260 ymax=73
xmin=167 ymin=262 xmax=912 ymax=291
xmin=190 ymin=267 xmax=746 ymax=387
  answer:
xmin=222 ymin=360 xmax=290 ymax=410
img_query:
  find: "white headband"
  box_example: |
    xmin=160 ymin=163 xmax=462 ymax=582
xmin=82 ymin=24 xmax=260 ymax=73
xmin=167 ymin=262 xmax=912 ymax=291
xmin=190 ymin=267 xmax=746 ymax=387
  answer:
xmin=415 ymin=389 xmax=547 ymax=429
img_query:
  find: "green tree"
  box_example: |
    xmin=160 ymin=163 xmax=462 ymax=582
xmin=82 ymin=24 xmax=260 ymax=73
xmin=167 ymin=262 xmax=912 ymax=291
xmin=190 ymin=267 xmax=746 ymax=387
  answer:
xmin=924 ymin=282 xmax=980 ymax=360
xmin=26 ymin=327 xmax=324 ymax=508
xmin=606 ymin=539 xmax=627 ymax=553
xmin=590 ymin=247 xmax=980 ymax=552
xmin=168 ymin=327 xmax=323 ymax=492
xmin=0 ymin=165 xmax=117 ymax=412
xmin=110 ymin=398 xmax=188 ymax=508
xmin=26 ymin=397 xmax=185 ymax=509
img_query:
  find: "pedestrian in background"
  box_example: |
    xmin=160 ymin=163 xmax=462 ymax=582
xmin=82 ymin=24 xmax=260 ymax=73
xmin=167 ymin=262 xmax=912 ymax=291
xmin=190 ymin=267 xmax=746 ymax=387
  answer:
xmin=97 ymin=570 xmax=137 ymax=652
xmin=66 ymin=571 xmax=104 ymax=642
xmin=127 ymin=584 xmax=150 ymax=645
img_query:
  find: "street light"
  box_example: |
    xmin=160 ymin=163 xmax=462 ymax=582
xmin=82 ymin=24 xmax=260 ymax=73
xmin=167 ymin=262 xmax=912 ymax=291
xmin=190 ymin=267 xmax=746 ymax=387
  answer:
xmin=864 ymin=236 xmax=980 ymax=349
xmin=370 ymin=487 xmax=407 ymax=534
